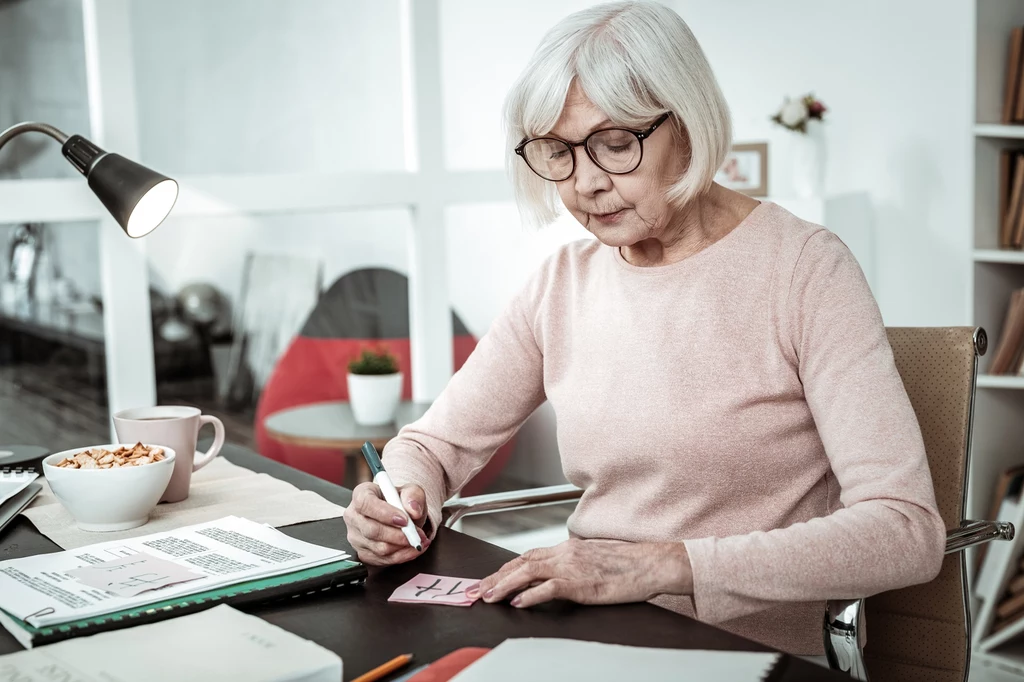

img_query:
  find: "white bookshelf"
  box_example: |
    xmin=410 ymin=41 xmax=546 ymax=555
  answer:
xmin=972 ymin=1 xmax=1024 ymax=673
xmin=976 ymin=124 xmax=1024 ymax=139
xmin=977 ymin=249 xmax=1024 ymax=264
xmin=978 ymin=375 xmax=1024 ymax=389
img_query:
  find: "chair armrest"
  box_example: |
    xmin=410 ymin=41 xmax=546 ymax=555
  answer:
xmin=824 ymin=598 xmax=868 ymax=681
xmin=441 ymin=484 xmax=583 ymax=528
xmin=946 ymin=520 xmax=1014 ymax=554
xmin=822 ymin=520 xmax=1014 ymax=678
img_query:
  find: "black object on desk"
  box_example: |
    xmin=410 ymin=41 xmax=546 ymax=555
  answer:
xmin=0 ymin=444 xmax=846 ymax=681
xmin=0 ymin=445 xmax=49 ymax=471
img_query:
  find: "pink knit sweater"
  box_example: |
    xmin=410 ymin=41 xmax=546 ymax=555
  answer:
xmin=382 ymin=201 xmax=946 ymax=655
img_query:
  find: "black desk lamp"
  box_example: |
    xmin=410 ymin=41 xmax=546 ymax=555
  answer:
xmin=0 ymin=122 xmax=177 ymax=238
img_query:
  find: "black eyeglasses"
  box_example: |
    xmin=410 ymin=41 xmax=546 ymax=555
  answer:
xmin=515 ymin=113 xmax=670 ymax=182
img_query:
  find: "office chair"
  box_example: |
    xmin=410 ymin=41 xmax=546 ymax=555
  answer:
xmin=442 ymin=327 xmax=1013 ymax=682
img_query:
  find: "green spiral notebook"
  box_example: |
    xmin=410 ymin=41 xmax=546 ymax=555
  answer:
xmin=0 ymin=558 xmax=366 ymax=649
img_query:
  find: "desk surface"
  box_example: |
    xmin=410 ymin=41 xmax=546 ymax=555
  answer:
xmin=264 ymin=400 xmax=431 ymax=450
xmin=0 ymin=445 xmax=844 ymax=681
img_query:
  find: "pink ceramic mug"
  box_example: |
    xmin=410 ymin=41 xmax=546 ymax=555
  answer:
xmin=112 ymin=406 xmax=225 ymax=503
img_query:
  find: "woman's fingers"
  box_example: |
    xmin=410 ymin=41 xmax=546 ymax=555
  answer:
xmin=482 ymin=558 xmax=554 ymax=603
xmin=468 ymin=544 xmax=565 ymax=598
xmin=510 ymin=579 xmax=566 ymax=608
xmin=347 ymin=510 xmax=415 ymax=546
xmin=352 ymin=483 xmax=414 ymax=527
xmin=468 ymin=556 xmax=524 ymax=599
xmin=345 ymin=483 xmax=431 ymax=565
xmin=399 ymin=485 xmax=428 ymax=526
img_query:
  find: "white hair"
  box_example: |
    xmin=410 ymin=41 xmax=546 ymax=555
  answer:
xmin=504 ymin=1 xmax=732 ymax=226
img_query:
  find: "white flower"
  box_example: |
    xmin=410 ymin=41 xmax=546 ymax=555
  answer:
xmin=779 ymin=99 xmax=809 ymax=127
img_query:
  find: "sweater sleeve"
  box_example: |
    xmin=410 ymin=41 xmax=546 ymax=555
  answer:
xmin=381 ymin=278 xmax=547 ymax=538
xmin=682 ymin=230 xmax=947 ymax=624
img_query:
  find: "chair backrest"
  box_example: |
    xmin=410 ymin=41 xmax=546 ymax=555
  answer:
xmin=862 ymin=327 xmax=983 ymax=682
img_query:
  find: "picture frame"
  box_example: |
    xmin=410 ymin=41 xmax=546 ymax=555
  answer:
xmin=715 ymin=142 xmax=768 ymax=197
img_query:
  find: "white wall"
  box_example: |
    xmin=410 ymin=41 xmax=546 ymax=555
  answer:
xmin=670 ymin=0 xmax=974 ymax=327
xmin=129 ymin=0 xmax=406 ymax=176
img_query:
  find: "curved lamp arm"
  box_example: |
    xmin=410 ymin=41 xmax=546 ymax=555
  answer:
xmin=0 ymin=122 xmax=177 ymax=238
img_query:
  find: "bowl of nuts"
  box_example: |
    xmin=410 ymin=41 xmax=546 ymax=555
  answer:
xmin=42 ymin=443 xmax=176 ymax=531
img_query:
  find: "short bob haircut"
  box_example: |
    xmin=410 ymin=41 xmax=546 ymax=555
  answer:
xmin=504 ymin=1 xmax=732 ymax=226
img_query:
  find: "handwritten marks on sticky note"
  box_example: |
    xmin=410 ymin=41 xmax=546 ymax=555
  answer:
xmin=66 ymin=552 xmax=206 ymax=597
xmin=388 ymin=573 xmax=481 ymax=607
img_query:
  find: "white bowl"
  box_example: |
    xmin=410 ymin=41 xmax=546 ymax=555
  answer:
xmin=43 ymin=444 xmax=176 ymax=532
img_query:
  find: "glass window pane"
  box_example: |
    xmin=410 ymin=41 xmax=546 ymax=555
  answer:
xmin=130 ymin=0 xmax=406 ymax=176
xmin=0 ymin=220 xmax=105 ymax=452
xmin=441 ymin=0 xmax=599 ymax=171
xmin=445 ymin=203 xmax=591 ymax=334
xmin=0 ymin=0 xmax=90 ymax=180
xmin=147 ymin=207 xmax=411 ymax=458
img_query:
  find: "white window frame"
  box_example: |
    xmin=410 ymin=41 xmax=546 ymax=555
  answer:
xmin=0 ymin=0 xmax=512 ymax=434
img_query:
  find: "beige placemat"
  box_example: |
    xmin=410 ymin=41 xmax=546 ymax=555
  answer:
xmin=22 ymin=457 xmax=346 ymax=550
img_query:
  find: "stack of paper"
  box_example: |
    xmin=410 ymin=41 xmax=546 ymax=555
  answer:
xmin=450 ymin=639 xmax=780 ymax=682
xmin=0 ymin=471 xmax=37 ymax=508
xmin=0 ymin=604 xmax=341 ymax=682
xmin=0 ymin=471 xmax=40 ymax=535
xmin=0 ymin=515 xmax=349 ymax=632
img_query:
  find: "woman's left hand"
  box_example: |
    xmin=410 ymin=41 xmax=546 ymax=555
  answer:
xmin=466 ymin=538 xmax=693 ymax=609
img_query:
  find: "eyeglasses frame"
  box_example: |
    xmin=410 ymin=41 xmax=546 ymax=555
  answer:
xmin=514 ymin=112 xmax=671 ymax=182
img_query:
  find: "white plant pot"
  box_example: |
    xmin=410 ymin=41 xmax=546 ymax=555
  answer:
xmin=348 ymin=372 xmax=403 ymax=426
xmin=791 ymin=119 xmax=826 ymax=198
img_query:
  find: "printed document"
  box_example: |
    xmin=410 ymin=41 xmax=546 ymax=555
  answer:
xmin=0 ymin=515 xmax=348 ymax=627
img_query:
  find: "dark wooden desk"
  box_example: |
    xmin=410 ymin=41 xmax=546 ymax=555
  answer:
xmin=0 ymin=445 xmax=845 ymax=681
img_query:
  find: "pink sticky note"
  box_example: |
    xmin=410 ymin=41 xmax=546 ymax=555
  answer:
xmin=388 ymin=573 xmax=481 ymax=607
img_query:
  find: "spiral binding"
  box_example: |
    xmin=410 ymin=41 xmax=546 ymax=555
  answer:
xmin=31 ymin=573 xmax=366 ymax=643
xmin=0 ymin=468 xmax=36 ymax=478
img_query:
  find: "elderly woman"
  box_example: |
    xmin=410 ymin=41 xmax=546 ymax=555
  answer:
xmin=343 ymin=1 xmax=945 ymax=656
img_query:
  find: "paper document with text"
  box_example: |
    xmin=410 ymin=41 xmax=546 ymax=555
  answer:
xmin=0 ymin=515 xmax=348 ymax=627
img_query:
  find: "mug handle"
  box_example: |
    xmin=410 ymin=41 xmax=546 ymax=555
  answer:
xmin=194 ymin=415 xmax=225 ymax=472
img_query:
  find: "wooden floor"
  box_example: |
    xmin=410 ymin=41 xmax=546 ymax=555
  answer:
xmin=0 ymin=361 xmax=569 ymax=540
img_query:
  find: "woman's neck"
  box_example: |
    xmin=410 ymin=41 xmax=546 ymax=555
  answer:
xmin=619 ymin=184 xmax=759 ymax=267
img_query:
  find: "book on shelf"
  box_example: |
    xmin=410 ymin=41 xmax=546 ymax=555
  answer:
xmin=978 ymin=465 xmax=1024 ymax=574
xmin=1008 ymin=154 xmax=1024 ymax=249
xmin=972 ymin=464 xmax=1024 ymax=651
xmin=987 ymin=289 xmax=1024 ymax=375
xmin=1005 ymin=26 xmax=1024 ymax=124
xmin=1001 ymin=151 xmax=1018 ymax=248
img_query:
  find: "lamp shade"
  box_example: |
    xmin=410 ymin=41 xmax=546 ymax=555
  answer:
xmin=62 ymin=134 xmax=177 ymax=238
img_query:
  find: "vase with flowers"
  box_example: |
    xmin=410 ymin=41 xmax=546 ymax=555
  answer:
xmin=771 ymin=94 xmax=828 ymax=198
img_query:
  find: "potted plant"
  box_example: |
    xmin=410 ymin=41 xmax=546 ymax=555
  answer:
xmin=347 ymin=346 xmax=403 ymax=425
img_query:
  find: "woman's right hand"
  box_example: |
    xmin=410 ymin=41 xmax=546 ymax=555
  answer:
xmin=344 ymin=481 xmax=430 ymax=566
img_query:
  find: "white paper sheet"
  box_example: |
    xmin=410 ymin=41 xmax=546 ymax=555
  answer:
xmin=0 ymin=515 xmax=348 ymax=627
xmin=65 ymin=553 xmax=206 ymax=597
xmin=0 ymin=605 xmax=342 ymax=682
xmin=450 ymin=638 xmax=780 ymax=682
xmin=21 ymin=458 xmax=345 ymax=550
xmin=0 ymin=472 xmax=38 ymax=508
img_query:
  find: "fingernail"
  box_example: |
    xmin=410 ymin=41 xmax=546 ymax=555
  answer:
xmin=392 ymin=515 xmax=407 ymax=526
xmin=410 ymin=500 xmax=423 ymax=515
xmin=511 ymin=595 xmax=522 ymax=607
xmin=484 ymin=589 xmax=494 ymax=600
xmin=466 ymin=587 xmax=479 ymax=598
